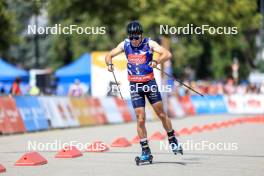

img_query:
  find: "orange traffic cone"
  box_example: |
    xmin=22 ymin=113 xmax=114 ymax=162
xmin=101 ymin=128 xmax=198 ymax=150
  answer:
xmin=0 ymin=164 xmax=6 ymax=173
xmin=55 ymin=146 xmax=83 ymax=158
xmin=149 ymin=131 xmax=166 ymax=141
xmin=15 ymin=152 xmax=47 ymax=166
xmin=111 ymin=137 xmax=132 ymax=147
xmin=131 ymin=135 xmax=140 ymax=144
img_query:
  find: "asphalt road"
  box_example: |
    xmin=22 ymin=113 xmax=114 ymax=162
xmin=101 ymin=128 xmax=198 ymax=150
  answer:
xmin=0 ymin=114 xmax=263 ymax=176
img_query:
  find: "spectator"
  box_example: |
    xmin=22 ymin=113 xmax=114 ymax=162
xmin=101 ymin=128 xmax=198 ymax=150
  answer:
xmin=208 ymin=82 xmax=218 ymax=95
xmin=29 ymin=85 xmax=40 ymax=95
xmin=10 ymin=77 xmax=22 ymax=96
xmin=173 ymin=78 xmax=263 ymax=97
xmin=68 ymin=79 xmax=85 ymax=97
xmin=0 ymin=82 xmax=5 ymax=95
xmin=0 ymin=87 xmax=5 ymax=95
xmin=216 ymin=81 xmax=224 ymax=95
xmin=224 ymin=78 xmax=236 ymax=95
xmin=236 ymin=82 xmax=247 ymax=95
xmin=247 ymin=83 xmax=258 ymax=94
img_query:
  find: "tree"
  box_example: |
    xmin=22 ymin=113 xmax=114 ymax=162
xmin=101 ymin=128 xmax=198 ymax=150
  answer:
xmin=0 ymin=0 xmax=17 ymax=56
xmin=1 ymin=0 xmax=261 ymax=80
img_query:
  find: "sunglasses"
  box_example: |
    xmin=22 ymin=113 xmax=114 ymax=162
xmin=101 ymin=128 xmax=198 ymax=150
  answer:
xmin=129 ymin=35 xmax=141 ymax=40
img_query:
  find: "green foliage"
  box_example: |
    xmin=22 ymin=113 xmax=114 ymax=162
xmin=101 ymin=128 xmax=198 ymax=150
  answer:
xmin=0 ymin=0 xmax=262 ymax=79
xmin=257 ymin=60 xmax=264 ymax=72
xmin=1 ymin=0 xmax=48 ymax=67
xmin=0 ymin=0 xmax=17 ymax=52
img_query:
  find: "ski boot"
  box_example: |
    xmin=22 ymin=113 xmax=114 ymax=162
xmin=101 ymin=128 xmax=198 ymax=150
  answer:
xmin=169 ymin=136 xmax=183 ymax=155
xmin=135 ymin=148 xmax=153 ymax=165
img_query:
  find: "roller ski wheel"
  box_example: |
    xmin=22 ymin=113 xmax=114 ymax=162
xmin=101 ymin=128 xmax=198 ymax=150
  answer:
xmin=172 ymin=144 xmax=183 ymax=155
xmin=135 ymin=155 xmax=153 ymax=166
xmin=169 ymin=136 xmax=183 ymax=155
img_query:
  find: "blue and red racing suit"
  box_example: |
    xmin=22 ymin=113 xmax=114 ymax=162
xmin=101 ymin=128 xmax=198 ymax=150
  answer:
xmin=124 ymin=38 xmax=162 ymax=108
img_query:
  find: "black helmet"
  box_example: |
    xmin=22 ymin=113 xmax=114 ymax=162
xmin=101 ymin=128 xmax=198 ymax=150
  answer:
xmin=127 ymin=21 xmax=143 ymax=35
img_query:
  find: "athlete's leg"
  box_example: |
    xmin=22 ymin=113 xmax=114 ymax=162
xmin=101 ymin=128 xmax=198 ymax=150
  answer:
xmin=135 ymin=107 xmax=147 ymax=138
xmin=151 ymin=101 xmax=182 ymax=154
xmin=146 ymin=79 xmax=182 ymax=154
xmin=151 ymin=101 xmax=172 ymax=132
xmin=144 ymin=79 xmax=172 ymax=131
xmin=130 ymin=82 xmax=151 ymax=158
xmin=135 ymin=107 xmax=151 ymax=159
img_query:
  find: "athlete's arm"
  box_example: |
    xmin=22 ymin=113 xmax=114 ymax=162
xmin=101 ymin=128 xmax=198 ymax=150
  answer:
xmin=149 ymin=40 xmax=172 ymax=64
xmin=105 ymin=41 xmax=124 ymax=71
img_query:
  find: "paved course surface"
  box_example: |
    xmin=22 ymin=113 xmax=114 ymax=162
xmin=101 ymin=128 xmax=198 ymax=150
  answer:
xmin=0 ymin=114 xmax=264 ymax=176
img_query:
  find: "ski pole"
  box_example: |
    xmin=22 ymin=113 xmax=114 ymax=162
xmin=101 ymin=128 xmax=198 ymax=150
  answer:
xmin=155 ymin=67 xmax=204 ymax=97
xmin=111 ymin=70 xmax=124 ymax=100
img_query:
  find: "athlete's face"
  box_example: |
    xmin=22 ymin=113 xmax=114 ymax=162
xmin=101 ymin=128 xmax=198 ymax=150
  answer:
xmin=129 ymin=34 xmax=142 ymax=47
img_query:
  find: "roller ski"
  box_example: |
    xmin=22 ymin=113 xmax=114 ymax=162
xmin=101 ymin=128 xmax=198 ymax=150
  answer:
xmin=135 ymin=138 xmax=153 ymax=166
xmin=135 ymin=149 xmax=153 ymax=166
xmin=168 ymin=130 xmax=183 ymax=155
xmin=170 ymin=141 xmax=183 ymax=155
